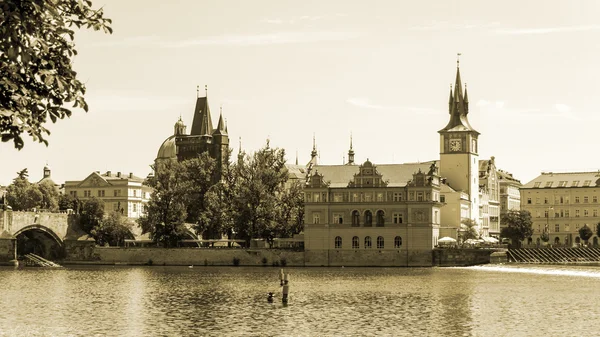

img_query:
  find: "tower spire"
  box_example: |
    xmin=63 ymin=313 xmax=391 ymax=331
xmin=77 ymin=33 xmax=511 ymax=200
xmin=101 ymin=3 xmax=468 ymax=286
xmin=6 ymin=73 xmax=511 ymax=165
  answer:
xmin=463 ymin=83 xmax=469 ymax=103
xmin=347 ymin=132 xmax=355 ymax=165
xmin=205 ymin=85 xmax=208 ymax=97
xmin=311 ymin=133 xmax=317 ymax=158
xmin=196 ymin=85 xmax=199 ymax=98
xmin=295 ymin=150 xmax=298 ymax=165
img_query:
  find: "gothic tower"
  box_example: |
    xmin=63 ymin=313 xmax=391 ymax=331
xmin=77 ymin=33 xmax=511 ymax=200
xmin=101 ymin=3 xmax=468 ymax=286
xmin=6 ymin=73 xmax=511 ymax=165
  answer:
xmin=438 ymin=59 xmax=480 ymax=220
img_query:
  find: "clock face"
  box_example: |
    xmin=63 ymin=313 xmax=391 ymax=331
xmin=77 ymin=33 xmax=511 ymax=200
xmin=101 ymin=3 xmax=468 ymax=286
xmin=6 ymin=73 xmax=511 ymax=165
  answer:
xmin=449 ymin=139 xmax=461 ymax=152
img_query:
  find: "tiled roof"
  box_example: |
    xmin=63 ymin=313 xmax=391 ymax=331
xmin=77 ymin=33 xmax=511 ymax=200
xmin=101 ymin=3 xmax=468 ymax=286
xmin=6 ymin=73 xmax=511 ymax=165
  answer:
xmin=497 ymin=170 xmax=522 ymax=185
xmin=523 ymin=171 xmax=600 ymax=189
xmin=311 ymin=161 xmax=435 ymax=188
xmin=101 ymin=172 xmax=145 ymax=183
xmin=285 ymin=164 xmax=308 ymax=180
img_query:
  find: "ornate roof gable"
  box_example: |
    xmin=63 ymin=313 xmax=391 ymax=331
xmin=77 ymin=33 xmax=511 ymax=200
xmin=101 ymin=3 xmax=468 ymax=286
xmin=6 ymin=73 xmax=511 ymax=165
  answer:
xmin=77 ymin=172 xmax=112 ymax=188
xmin=407 ymin=161 xmax=440 ymax=187
xmin=347 ymin=160 xmax=388 ymax=188
xmin=308 ymin=170 xmax=329 ymax=188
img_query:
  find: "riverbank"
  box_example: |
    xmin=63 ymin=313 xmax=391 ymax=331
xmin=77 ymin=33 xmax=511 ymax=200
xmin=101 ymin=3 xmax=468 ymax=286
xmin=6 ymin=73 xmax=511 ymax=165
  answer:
xmin=53 ymin=246 xmax=508 ymax=267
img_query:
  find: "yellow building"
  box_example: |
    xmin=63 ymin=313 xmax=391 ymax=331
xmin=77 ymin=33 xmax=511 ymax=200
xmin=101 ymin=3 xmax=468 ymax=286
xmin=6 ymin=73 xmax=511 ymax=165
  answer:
xmin=303 ymin=159 xmax=442 ymax=266
xmin=520 ymin=171 xmax=600 ymax=246
xmin=64 ymin=171 xmax=151 ymax=219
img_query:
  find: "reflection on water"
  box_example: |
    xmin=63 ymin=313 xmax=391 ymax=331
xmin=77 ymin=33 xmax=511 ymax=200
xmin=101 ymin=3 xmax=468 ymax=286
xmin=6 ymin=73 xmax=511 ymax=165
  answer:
xmin=1 ymin=265 xmax=599 ymax=336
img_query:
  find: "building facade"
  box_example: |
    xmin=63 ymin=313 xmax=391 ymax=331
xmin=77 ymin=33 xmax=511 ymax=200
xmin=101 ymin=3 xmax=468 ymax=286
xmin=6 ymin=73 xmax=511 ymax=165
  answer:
xmin=520 ymin=171 xmax=600 ymax=246
xmin=303 ymin=160 xmax=442 ymax=266
xmin=64 ymin=171 xmax=151 ymax=219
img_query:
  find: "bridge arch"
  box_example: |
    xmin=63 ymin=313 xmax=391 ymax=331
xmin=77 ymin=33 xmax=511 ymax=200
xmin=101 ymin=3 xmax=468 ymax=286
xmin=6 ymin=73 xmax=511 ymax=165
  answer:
xmin=13 ymin=225 xmax=64 ymax=260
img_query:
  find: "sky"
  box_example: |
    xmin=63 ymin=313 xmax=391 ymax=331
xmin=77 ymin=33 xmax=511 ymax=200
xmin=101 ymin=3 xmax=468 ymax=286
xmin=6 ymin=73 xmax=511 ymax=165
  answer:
xmin=2 ymin=0 xmax=600 ymax=186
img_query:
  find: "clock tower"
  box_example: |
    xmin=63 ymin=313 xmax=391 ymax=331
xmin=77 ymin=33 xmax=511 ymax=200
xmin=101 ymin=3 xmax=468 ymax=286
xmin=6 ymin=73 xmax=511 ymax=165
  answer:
xmin=439 ymin=59 xmax=480 ymax=220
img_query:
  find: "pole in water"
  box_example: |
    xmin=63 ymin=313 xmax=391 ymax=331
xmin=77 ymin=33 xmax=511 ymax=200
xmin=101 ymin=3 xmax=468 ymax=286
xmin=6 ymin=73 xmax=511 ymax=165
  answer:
xmin=282 ymin=280 xmax=289 ymax=303
xmin=279 ymin=269 xmax=284 ymax=286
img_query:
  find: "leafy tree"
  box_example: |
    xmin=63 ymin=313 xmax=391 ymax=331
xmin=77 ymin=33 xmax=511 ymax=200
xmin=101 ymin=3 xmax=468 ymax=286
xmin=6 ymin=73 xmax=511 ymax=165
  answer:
xmin=540 ymin=230 xmax=550 ymax=243
xmin=38 ymin=179 xmax=59 ymax=211
xmin=196 ymin=150 xmax=236 ymax=244
xmin=91 ymin=211 xmax=133 ymax=246
xmin=500 ymin=210 xmax=533 ymax=248
xmin=596 ymin=222 xmax=600 ymax=238
xmin=58 ymin=193 xmax=77 ymax=211
xmin=459 ymin=218 xmax=479 ymax=242
xmin=231 ymin=143 xmax=290 ymax=247
xmin=579 ymin=224 xmax=593 ymax=245
xmin=79 ymin=197 xmax=104 ymax=233
xmin=181 ymin=153 xmax=217 ymax=226
xmin=1 ymin=0 xmax=112 ymax=149
xmin=137 ymin=160 xmax=188 ymax=247
xmin=275 ymin=180 xmax=305 ymax=239
xmin=5 ymin=170 xmax=42 ymax=210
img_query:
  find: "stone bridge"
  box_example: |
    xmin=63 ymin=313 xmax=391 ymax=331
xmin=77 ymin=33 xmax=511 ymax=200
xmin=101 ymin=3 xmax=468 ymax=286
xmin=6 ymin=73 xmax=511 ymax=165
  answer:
xmin=0 ymin=209 xmax=95 ymax=264
xmin=0 ymin=209 xmax=200 ymax=264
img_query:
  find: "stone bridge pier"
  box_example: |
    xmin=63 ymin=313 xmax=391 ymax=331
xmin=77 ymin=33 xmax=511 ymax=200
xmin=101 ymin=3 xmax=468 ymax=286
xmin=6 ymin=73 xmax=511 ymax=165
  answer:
xmin=0 ymin=209 xmax=95 ymax=264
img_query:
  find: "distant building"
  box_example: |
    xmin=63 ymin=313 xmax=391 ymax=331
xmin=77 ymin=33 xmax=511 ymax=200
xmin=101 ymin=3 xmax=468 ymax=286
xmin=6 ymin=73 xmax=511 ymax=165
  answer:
xmin=498 ymin=169 xmax=522 ymax=214
xmin=520 ymin=171 xmax=600 ymax=246
xmin=156 ymin=88 xmax=229 ymax=181
xmin=37 ymin=164 xmax=63 ymax=194
xmin=64 ymin=171 xmax=151 ymax=218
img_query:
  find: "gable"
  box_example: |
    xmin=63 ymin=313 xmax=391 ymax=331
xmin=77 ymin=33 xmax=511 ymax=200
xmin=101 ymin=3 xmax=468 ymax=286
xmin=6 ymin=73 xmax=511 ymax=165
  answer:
xmin=77 ymin=172 xmax=112 ymax=188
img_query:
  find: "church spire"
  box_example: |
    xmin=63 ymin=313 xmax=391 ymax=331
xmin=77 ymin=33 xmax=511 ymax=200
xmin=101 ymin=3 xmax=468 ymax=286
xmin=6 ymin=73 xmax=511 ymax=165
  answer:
xmin=347 ymin=133 xmax=355 ymax=165
xmin=439 ymin=55 xmax=478 ymax=134
xmin=238 ymin=137 xmax=244 ymax=162
xmin=213 ymin=106 xmax=227 ymax=135
xmin=311 ymin=134 xmax=317 ymax=159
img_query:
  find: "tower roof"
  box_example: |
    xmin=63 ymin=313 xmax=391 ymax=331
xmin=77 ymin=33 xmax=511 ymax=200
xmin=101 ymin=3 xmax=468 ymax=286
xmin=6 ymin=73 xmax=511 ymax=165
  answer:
xmin=439 ymin=61 xmax=479 ymax=134
xmin=213 ymin=108 xmax=227 ymax=136
xmin=190 ymin=91 xmax=214 ymax=136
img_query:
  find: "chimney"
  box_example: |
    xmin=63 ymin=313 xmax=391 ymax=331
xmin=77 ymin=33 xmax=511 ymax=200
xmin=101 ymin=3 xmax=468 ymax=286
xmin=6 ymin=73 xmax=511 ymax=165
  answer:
xmin=129 ymin=172 xmax=133 ymax=178
xmin=117 ymin=172 xmax=121 ymax=178
xmin=106 ymin=171 xmax=111 ymax=177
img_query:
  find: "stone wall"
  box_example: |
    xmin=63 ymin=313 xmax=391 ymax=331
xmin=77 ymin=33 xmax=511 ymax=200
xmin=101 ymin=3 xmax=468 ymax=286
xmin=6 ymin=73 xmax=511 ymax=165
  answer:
xmin=305 ymin=249 xmax=433 ymax=267
xmin=77 ymin=248 xmax=306 ymax=267
xmin=0 ymin=238 xmax=16 ymax=265
xmin=432 ymin=248 xmax=494 ymax=266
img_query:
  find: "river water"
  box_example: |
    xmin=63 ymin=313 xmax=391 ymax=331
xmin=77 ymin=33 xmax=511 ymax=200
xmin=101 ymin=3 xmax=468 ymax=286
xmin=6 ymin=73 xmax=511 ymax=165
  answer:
xmin=0 ymin=264 xmax=598 ymax=337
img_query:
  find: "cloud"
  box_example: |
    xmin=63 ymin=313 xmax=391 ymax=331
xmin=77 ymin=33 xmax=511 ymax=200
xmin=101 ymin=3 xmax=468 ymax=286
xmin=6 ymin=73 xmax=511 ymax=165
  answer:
xmin=476 ymin=99 xmax=600 ymax=121
xmin=346 ymin=97 xmax=439 ymax=114
xmin=261 ymin=14 xmax=348 ymax=25
xmin=554 ymin=103 xmax=571 ymax=113
xmin=494 ymin=25 xmax=600 ymax=35
xmin=166 ymin=31 xmax=362 ymax=48
xmin=87 ymin=31 xmax=362 ymax=49
xmin=409 ymin=21 xmax=500 ymax=31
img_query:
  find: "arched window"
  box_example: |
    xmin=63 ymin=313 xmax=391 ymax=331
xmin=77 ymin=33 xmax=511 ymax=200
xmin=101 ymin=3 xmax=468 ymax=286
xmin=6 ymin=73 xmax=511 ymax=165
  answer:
xmin=352 ymin=210 xmax=360 ymax=227
xmin=376 ymin=210 xmax=385 ymax=227
xmin=364 ymin=236 xmax=372 ymax=249
xmin=394 ymin=236 xmax=402 ymax=248
xmin=527 ymin=237 xmax=532 ymax=245
xmin=352 ymin=236 xmax=359 ymax=249
xmin=576 ymin=237 xmax=581 ymax=244
xmin=554 ymin=237 xmax=560 ymax=245
xmin=377 ymin=236 xmax=384 ymax=249
xmin=365 ymin=210 xmax=373 ymax=226
xmin=335 ymin=236 xmax=342 ymax=249
xmin=536 ymin=237 xmax=540 ymax=246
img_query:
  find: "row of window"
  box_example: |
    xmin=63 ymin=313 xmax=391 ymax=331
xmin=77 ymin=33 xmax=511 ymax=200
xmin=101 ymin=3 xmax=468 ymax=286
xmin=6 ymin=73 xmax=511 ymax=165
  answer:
xmin=69 ymin=190 xmax=147 ymax=198
xmin=306 ymin=191 xmax=438 ymax=203
xmin=533 ymin=180 xmax=594 ymax=188
xmin=536 ymin=223 xmax=595 ymax=233
xmin=527 ymin=196 xmax=598 ymax=204
xmin=334 ymin=236 xmax=403 ymax=249
xmin=538 ymin=209 xmax=600 ymax=218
